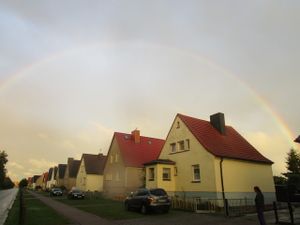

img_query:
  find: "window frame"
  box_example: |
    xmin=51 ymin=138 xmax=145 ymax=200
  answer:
xmin=162 ymin=168 xmax=171 ymax=181
xmin=192 ymin=164 xmax=201 ymax=182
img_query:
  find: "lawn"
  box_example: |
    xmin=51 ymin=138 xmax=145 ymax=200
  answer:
xmin=5 ymin=190 xmax=70 ymax=225
xmin=53 ymin=193 xmax=177 ymax=220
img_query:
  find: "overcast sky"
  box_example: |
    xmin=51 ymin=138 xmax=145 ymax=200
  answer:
xmin=0 ymin=0 xmax=299 ymax=181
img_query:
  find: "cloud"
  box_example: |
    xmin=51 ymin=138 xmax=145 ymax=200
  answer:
xmin=7 ymin=161 xmax=24 ymax=170
xmin=28 ymin=158 xmax=57 ymax=171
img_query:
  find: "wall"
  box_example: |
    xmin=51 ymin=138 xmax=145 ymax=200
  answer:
xmin=159 ymin=116 xmax=217 ymax=195
xmin=103 ymin=138 xmax=127 ymax=197
xmin=214 ymin=157 xmax=276 ymax=203
xmin=86 ymin=175 xmax=104 ymax=192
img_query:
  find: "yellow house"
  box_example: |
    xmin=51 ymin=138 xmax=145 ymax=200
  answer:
xmin=76 ymin=153 xmax=107 ymax=192
xmin=56 ymin=164 xmax=67 ymax=188
xmin=63 ymin=158 xmax=80 ymax=190
xmin=103 ymin=130 xmax=165 ymax=199
xmin=145 ymin=113 xmax=276 ymax=204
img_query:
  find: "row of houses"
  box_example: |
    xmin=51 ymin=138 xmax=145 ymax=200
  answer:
xmin=28 ymin=113 xmax=276 ymax=203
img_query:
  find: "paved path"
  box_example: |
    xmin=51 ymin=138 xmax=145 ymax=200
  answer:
xmin=0 ymin=188 xmax=18 ymax=225
xmin=28 ymin=191 xmax=114 ymax=225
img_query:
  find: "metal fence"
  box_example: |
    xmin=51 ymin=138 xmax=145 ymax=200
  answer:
xmin=171 ymin=197 xmax=255 ymax=216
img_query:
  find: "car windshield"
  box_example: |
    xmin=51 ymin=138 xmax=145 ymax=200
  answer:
xmin=72 ymin=190 xmax=82 ymax=193
xmin=150 ymin=189 xmax=167 ymax=196
xmin=53 ymin=188 xmax=61 ymax=191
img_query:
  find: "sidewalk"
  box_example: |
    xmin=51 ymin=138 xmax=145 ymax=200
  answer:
xmin=28 ymin=191 xmax=114 ymax=225
xmin=0 ymin=188 xmax=18 ymax=225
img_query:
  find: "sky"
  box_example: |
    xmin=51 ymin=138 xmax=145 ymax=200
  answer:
xmin=0 ymin=0 xmax=299 ymax=181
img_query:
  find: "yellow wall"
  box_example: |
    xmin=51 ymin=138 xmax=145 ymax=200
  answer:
xmin=103 ymin=137 xmax=144 ymax=198
xmin=214 ymin=157 xmax=275 ymax=193
xmin=76 ymin=158 xmax=104 ymax=192
xmin=146 ymin=164 xmax=176 ymax=192
xmin=159 ymin=116 xmax=217 ymax=192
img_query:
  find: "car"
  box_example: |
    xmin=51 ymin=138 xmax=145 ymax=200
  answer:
xmin=68 ymin=188 xmax=85 ymax=199
xmin=124 ymin=188 xmax=171 ymax=214
xmin=50 ymin=188 xmax=63 ymax=196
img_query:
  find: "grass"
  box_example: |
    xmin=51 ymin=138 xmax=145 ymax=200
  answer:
xmin=30 ymin=190 xmax=180 ymax=220
xmin=5 ymin=190 xmax=70 ymax=225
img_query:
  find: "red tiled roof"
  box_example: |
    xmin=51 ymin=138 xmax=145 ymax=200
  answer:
xmin=114 ymin=132 xmax=165 ymax=167
xmin=178 ymin=114 xmax=273 ymax=164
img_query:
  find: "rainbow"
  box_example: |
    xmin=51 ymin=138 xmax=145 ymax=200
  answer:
xmin=0 ymin=41 xmax=296 ymax=148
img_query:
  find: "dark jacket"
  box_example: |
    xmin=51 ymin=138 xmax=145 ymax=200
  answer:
xmin=255 ymin=192 xmax=265 ymax=211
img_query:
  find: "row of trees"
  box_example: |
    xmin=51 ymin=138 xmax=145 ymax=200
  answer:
xmin=0 ymin=150 xmax=14 ymax=189
xmin=274 ymin=148 xmax=300 ymax=188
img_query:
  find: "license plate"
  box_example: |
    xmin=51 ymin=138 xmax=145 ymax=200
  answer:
xmin=158 ymin=199 xmax=166 ymax=202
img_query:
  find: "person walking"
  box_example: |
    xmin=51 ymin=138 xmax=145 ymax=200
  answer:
xmin=254 ymin=186 xmax=266 ymax=225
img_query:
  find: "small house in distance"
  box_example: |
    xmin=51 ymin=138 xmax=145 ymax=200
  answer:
xmin=76 ymin=153 xmax=107 ymax=192
xmin=145 ymin=113 xmax=276 ymax=204
xmin=103 ymin=129 xmax=165 ymax=199
xmin=63 ymin=158 xmax=80 ymax=190
xmin=56 ymin=164 xmax=67 ymax=188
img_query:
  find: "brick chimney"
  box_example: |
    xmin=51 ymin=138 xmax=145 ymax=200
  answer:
xmin=67 ymin=157 xmax=74 ymax=165
xmin=210 ymin=112 xmax=226 ymax=135
xmin=131 ymin=129 xmax=141 ymax=144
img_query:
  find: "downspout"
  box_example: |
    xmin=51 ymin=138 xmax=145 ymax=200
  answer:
xmin=220 ymin=157 xmax=229 ymax=216
xmin=220 ymin=157 xmax=225 ymax=200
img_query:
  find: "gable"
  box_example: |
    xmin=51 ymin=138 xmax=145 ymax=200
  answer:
xmin=114 ymin=132 xmax=165 ymax=167
xmin=177 ymin=114 xmax=272 ymax=164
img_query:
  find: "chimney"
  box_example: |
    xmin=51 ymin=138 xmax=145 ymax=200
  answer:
xmin=67 ymin=157 xmax=74 ymax=165
xmin=131 ymin=129 xmax=141 ymax=144
xmin=210 ymin=112 xmax=226 ymax=135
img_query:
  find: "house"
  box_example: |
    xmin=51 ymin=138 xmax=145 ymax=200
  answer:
xmin=56 ymin=164 xmax=67 ymax=188
xmin=76 ymin=153 xmax=107 ymax=192
xmin=31 ymin=175 xmax=40 ymax=189
xmin=295 ymin=135 xmax=300 ymax=144
xmin=63 ymin=158 xmax=81 ymax=190
xmin=144 ymin=113 xmax=276 ymax=204
xmin=42 ymin=172 xmax=49 ymax=190
xmin=35 ymin=174 xmax=44 ymax=189
xmin=103 ymin=129 xmax=165 ymax=198
xmin=46 ymin=166 xmax=58 ymax=189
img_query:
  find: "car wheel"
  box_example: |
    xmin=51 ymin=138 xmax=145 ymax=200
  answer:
xmin=141 ymin=204 xmax=147 ymax=214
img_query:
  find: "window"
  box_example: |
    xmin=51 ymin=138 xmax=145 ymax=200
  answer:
xmin=178 ymin=140 xmax=185 ymax=151
xmin=115 ymin=171 xmax=120 ymax=181
xmin=176 ymin=121 xmax=180 ymax=128
xmin=186 ymin=139 xmax=190 ymax=150
xmin=110 ymin=155 xmax=114 ymax=164
xmin=192 ymin=165 xmax=200 ymax=182
xmin=115 ymin=153 xmax=118 ymax=163
xmin=174 ymin=167 xmax=178 ymax=176
xmin=148 ymin=168 xmax=155 ymax=181
xmin=162 ymin=168 xmax=171 ymax=181
xmin=170 ymin=143 xmax=176 ymax=153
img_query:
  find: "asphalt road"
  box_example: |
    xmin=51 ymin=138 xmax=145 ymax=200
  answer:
xmin=0 ymin=188 xmax=18 ymax=225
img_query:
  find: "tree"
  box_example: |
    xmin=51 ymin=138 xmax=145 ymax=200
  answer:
xmin=0 ymin=151 xmax=8 ymax=189
xmin=3 ymin=177 xmax=14 ymax=189
xmin=19 ymin=178 xmax=28 ymax=188
xmin=283 ymin=148 xmax=300 ymax=188
xmin=274 ymin=176 xmax=287 ymax=185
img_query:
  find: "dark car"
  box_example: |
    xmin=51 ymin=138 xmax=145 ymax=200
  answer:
xmin=124 ymin=188 xmax=171 ymax=214
xmin=68 ymin=189 xmax=85 ymax=199
xmin=50 ymin=188 xmax=63 ymax=196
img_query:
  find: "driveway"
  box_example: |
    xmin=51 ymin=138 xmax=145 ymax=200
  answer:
xmin=0 ymin=188 xmax=18 ymax=225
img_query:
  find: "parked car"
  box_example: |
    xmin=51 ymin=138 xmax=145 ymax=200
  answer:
xmin=50 ymin=188 xmax=63 ymax=196
xmin=68 ymin=188 xmax=85 ymax=199
xmin=124 ymin=188 xmax=171 ymax=214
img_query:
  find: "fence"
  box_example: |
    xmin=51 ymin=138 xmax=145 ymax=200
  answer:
xmin=273 ymin=201 xmax=300 ymax=224
xmin=171 ymin=197 xmax=255 ymax=216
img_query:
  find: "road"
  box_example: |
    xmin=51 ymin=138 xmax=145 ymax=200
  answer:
xmin=0 ymin=188 xmax=18 ymax=225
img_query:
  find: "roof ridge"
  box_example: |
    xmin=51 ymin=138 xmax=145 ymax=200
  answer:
xmin=114 ymin=131 xmax=164 ymax=141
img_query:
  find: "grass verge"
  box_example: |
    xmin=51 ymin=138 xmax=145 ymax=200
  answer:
xmin=5 ymin=190 xmax=70 ymax=225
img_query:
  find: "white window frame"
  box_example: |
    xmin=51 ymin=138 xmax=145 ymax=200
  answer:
xmin=192 ymin=164 xmax=201 ymax=182
xmin=162 ymin=168 xmax=171 ymax=181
